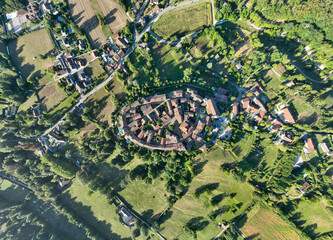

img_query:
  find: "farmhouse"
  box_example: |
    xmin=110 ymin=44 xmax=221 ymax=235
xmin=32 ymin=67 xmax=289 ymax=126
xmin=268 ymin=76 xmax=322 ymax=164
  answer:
xmin=320 ymin=142 xmax=333 ymax=156
xmin=282 ymin=107 xmax=296 ymax=124
xmin=304 ymin=137 xmax=315 ymax=153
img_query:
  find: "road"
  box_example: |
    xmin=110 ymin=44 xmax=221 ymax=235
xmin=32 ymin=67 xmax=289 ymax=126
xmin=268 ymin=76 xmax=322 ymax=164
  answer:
xmin=290 ymin=63 xmax=324 ymax=84
xmin=0 ymin=172 xmax=32 ymax=191
xmin=211 ymin=0 xmax=216 ymax=25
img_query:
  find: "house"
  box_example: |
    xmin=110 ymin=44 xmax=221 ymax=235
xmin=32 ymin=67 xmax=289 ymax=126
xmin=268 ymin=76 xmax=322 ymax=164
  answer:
xmin=42 ymin=3 xmax=53 ymax=14
xmin=152 ymin=5 xmax=160 ymax=13
xmin=314 ymin=62 xmax=325 ymax=71
xmin=300 ymin=182 xmax=311 ymax=192
xmin=150 ymin=0 xmax=159 ymax=5
xmin=78 ymin=39 xmax=85 ymax=50
xmin=113 ymin=33 xmax=120 ymax=39
xmin=287 ymin=81 xmax=295 ymax=87
xmin=293 ymin=154 xmax=303 ymax=168
xmin=215 ymin=54 xmax=221 ymax=61
xmin=206 ymin=98 xmax=220 ymax=116
xmin=282 ymin=107 xmax=295 ymax=124
xmin=304 ymin=137 xmax=315 ymax=152
xmin=31 ymin=105 xmax=41 ymax=119
xmin=231 ymin=102 xmax=239 ymax=120
xmin=241 ymin=98 xmax=250 ymax=110
xmin=116 ymin=38 xmax=128 ymax=48
xmin=320 ymin=142 xmax=333 ymax=156
xmin=271 ymin=119 xmax=282 ymax=132
xmin=234 ymin=61 xmax=243 ymax=71
xmin=119 ymin=207 xmax=135 ymax=227
xmin=57 ymin=177 xmax=72 ymax=190
xmin=304 ymin=45 xmax=313 ymax=55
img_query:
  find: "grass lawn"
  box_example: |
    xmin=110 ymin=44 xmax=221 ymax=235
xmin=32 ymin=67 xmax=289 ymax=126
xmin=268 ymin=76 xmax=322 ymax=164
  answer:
xmin=8 ymin=28 xmax=54 ymax=86
xmin=63 ymin=180 xmax=134 ymax=239
xmin=152 ymin=0 xmax=212 ymax=39
xmin=46 ymin=92 xmax=79 ymax=122
xmin=151 ymin=44 xmax=191 ymax=81
xmin=263 ymin=69 xmax=282 ymax=99
xmin=18 ymin=93 xmax=38 ymax=112
xmin=232 ymin=132 xmax=257 ymax=160
xmin=0 ymin=179 xmax=29 ymax=203
xmin=86 ymin=78 xmax=124 ymax=124
xmin=295 ymin=199 xmax=333 ymax=236
xmin=159 ymin=147 xmax=254 ymax=239
xmin=292 ymin=96 xmax=320 ymax=125
xmin=239 ymin=204 xmax=302 ymax=240
xmin=84 ymin=59 xmax=105 ymax=79
xmin=119 ymin=179 xmax=169 ymax=225
xmin=38 ymin=82 xmax=68 ymax=111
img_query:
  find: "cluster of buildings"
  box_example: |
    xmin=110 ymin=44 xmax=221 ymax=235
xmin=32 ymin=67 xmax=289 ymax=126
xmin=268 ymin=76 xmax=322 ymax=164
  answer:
xmin=99 ymin=33 xmax=129 ymax=73
xmin=5 ymin=1 xmax=41 ymax=33
xmin=231 ymin=82 xmax=296 ymax=145
xmin=119 ymin=89 xmax=222 ymax=152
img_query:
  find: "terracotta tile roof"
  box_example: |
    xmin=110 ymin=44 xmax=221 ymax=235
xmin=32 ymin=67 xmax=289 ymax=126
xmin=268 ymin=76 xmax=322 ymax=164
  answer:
xmin=283 ymin=107 xmax=296 ymax=124
xmin=306 ymin=138 xmax=315 ymax=152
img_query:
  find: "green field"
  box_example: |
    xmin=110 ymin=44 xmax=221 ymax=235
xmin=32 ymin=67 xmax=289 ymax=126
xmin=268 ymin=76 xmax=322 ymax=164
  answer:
xmin=295 ymin=199 xmax=333 ymax=236
xmin=239 ymin=204 xmax=302 ymax=240
xmin=152 ymin=0 xmax=212 ymax=39
xmin=63 ymin=180 xmax=133 ymax=239
xmin=0 ymin=179 xmax=29 ymax=203
xmin=8 ymin=28 xmax=54 ymax=86
xmin=86 ymin=77 xmax=124 ymax=125
xmin=151 ymin=44 xmax=191 ymax=81
xmin=159 ymin=147 xmax=254 ymax=239
xmin=47 ymin=92 xmax=79 ymax=122
xmin=119 ymin=179 xmax=169 ymax=224
xmin=292 ymin=96 xmax=320 ymax=125
xmin=0 ymin=180 xmax=87 ymax=239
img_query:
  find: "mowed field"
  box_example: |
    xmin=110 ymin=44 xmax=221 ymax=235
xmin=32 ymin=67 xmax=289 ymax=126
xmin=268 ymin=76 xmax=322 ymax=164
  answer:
xmin=94 ymin=0 xmax=128 ymax=33
xmin=37 ymin=82 xmax=68 ymax=111
xmin=8 ymin=28 xmax=54 ymax=86
xmin=152 ymin=0 xmax=212 ymax=39
xmin=240 ymin=205 xmax=302 ymax=240
xmin=68 ymin=0 xmax=106 ymax=48
xmin=159 ymin=147 xmax=254 ymax=239
xmin=86 ymin=77 xmax=124 ymax=124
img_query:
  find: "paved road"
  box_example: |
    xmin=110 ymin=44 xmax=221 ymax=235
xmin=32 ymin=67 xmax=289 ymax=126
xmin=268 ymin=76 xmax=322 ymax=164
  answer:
xmin=290 ymin=63 xmax=324 ymax=84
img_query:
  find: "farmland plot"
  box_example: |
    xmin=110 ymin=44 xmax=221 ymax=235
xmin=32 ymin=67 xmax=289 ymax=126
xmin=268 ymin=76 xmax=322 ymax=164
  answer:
xmin=95 ymin=0 xmax=128 ymax=33
xmin=68 ymin=0 xmax=106 ymax=48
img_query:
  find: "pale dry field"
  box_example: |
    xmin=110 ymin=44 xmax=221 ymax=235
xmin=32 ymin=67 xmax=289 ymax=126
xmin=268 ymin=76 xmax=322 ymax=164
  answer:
xmin=68 ymin=0 xmax=106 ymax=48
xmin=96 ymin=0 xmax=128 ymax=33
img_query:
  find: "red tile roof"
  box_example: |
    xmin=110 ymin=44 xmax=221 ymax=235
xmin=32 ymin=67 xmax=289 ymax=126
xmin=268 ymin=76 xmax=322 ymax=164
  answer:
xmin=283 ymin=107 xmax=296 ymax=124
xmin=306 ymin=138 xmax=315 ymax=152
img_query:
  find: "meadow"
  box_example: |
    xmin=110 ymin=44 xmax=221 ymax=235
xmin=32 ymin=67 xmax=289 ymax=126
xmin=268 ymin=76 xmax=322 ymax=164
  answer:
xmin=158 ymin=146 xmax=254 ymax=239
xmin=152 ymin=0 xmax=212 ymax=39
xmin=8 ymin=28 xmax=54 ymax=86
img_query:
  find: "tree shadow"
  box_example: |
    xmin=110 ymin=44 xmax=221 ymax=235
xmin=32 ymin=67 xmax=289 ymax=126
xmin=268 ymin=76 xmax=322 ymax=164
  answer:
xmin=105 ymin=8 xmax=118 ymax=25
xmin=193 ymin=159 xmax=208 ymax=176
xmin=156 ymin=210 xmax=173 ymax=225
xmin=59 ymin=192 xmax=127 ymax=240
xmin=195 ymin=182 xmax=219 ymax=196
xmin=186 ymin=216 xmax=209 ymax=231
xmin=246 ymin=233 xmax=260 ymax=239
